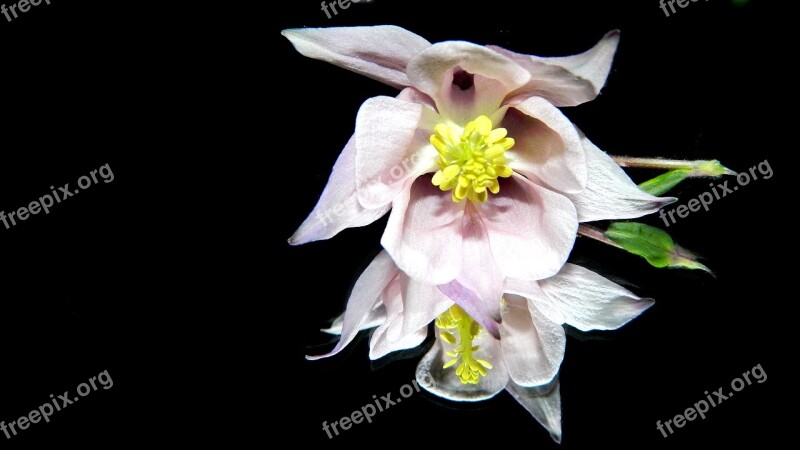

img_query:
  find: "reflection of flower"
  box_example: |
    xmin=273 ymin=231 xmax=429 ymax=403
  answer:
xmin=314 ymin=251 xmax=653 ymax=442
xmin=284 ymin=25 xmax=672 ymax=286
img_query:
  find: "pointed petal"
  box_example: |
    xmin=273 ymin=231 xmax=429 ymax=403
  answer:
xmin=381 ymin=177 xmax=465 ymax=284
xmin=504 ymin=97 xmax=587 ymax=194
xmin=289 ymin=135 xmax=390 ymax=245
xmin=407 ymin=41 xmax=530 ymax=123
xmin=565 ymin=136 xmax=675 ymax=222
xmin=438 ymin=281 xmax=500 ymax=339
xmin=504 ymin=278 xmax=565 ymax=326
xmin=415 ymin=335 xmax=509 ymax=402
xmin=539 ymin=263 xmax=654 ymax=331
xmin=480 ymin=176 xmax=578 ymax=281
xmin=281 ymin=26 xmax=430 ymax=89
xmin=500 ymin=295 xmax=565 ymax=387
xmin=322 ymin=303 xmax=386 ymax=335
xmin=489 ymin=30 xmax=620 ymax=107
xmin=370 ymin=326 xmax=427 ymax=360
xmin=355 ymin=96 xmax=439 ymax=209
xmin=506 ymin=378 xmax=562 ymax=443
xmin=399 ymin=275 xmax=454 ymax=338
xmin=306 ymin=251 xmax=399 ymax=360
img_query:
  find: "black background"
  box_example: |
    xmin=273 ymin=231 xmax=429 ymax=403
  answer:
xmin=0 ymin=0 xmax=788 ymax=447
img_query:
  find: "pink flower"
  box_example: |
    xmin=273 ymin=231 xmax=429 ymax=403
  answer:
xmin=313 ymin=251 xmax=654 ymax=442
xmin=284 ymin=25 xmax=672 ymax=285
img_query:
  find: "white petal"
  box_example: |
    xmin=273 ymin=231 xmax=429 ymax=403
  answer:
xmin=407 ymin=41 xmax=530 ymax=123
xmin=503 ymin=278 xmax=565 ymax=326
xmin=489 ymin=30 xmax=620 ymax=107
xmin=539 ymin=263 xmax=655 ymax=331
xmin=480 ymin=175 xmax=577 ymax=281
xmin=506 ymin=378 xmax=562 ymax=443
xmin=370 ymin=321 xmax=427 ymax=360
xmin=306 ymin=251 xmax=398 ymax=360
xmin=566 ymin=136 xmax=675 ymax=222
xmin=381 ymin=178 xmax=465 ymax=285
xmin=288 ymin=135 xmax=390 ymax=245
xmin=355 ymin=96 xmax=439 ymax=209
xmin=415 ymin=335 xmax=509 ymax=402
xmin=281 ymin=26 xmax=430 ymax=89
xmin=399 ymin=275 xmax=454 ymax=338
xmin=504 ymin=97 xmax=587 ymax=194
xmin=500 ymin=295 xmax=565 ymax=387
xmin=322 ymin=303 xmax=386 ymax=335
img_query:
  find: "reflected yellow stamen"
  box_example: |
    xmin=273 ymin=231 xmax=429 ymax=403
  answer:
xmin=435 ymin=305 xmax=493 ymax=384
xmin=430 ymin=115 xmax=514 ymax=203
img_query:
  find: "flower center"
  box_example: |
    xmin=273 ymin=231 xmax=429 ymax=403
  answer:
xmin=435 ymin=305 xmax=493 ymax=385
xmin=430 ymin=115 xmax=515 ymax=203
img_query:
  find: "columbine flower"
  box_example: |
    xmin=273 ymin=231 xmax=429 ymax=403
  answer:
xmin=284 ymin=25 xmax=673 ymax=285
xmin=312 ymin=251 xmax=654 ymax=442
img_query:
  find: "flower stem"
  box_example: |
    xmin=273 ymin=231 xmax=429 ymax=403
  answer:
xmin=577 ymin=224 xmax=622 ymax=249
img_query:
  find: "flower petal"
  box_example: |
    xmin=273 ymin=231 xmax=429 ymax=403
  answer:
xmin=399 ymin=275 xmax=454 ymax=339
xmin=503 ymin=278 xmax=565 ymax=332
xmin=459 ymin=204 xmax=505 ymax=301
xmin=500 ymin=295 xmax=565 ymax=387
xmin=415 ymin=335 xmax=509 ymax=402
xmin=489 ymin=30 xmax=620 ymax=107
xmin=565 ymin=136 xmax=676 ymax=222
xmin=438 ymin=281 xmax=500 ymax=339
xmin=306 ymin=251 xmax=399 ymax=360
xmin=370 ymin=326 xmax=427 ymax=360
xmin=480 ymin=175 xmax=578 ymax=281
xmin=539 ymin=263 xmax=654 ymax=331
xmin=506 ymin=378 xmax=562 ymax=443
xmin=289 ymin=135 xmax=391 ymax=245
xmin=504 ymin=97 xmax=587 ymax=194
xmin=355 ymin=95 xmax=439 ymax=209
xmin=322 ymin=303 xmax=386 ymax=335
xmin=407 ymin=41 xmax=530 ymax=124
xmin=382 ymin=177 xmax=465 ymax=284
xmin=281 ymin=25 xmax=431 ymax=89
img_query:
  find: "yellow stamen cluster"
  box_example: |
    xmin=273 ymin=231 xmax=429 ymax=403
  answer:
xmin=435 ymin=305 xmax=493 ymax=384
xmin=430 ymin=115 xmax=515 ymax=203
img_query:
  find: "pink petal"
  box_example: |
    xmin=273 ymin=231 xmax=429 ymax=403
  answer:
xmin=381 ymin=177 xmax=465 ymax=285
xmin=289 ymin=135 xmax=390 ymax=245
xmin=399 ymin=275 xmax=454 ymax=338
xmin=500 ymin=295 xmax=565 ymax=387
xmin=370 ymin=273 xmax=451 ymax=359
xmin=355 ymin=95 xmax=439 ymax=209
xmin=321 ymin=303 xmax=386 ymax=335
xmin=539 ymin=263 xmax=655 ymax=331
xmin=438 ymin=281 xmax=500 ymax=339
xmin=456 ymin=204 xmax=505 ymax=312
xmin=504 ymin=97 xmax=587 ymax=194
xmin=489 ymin=31 xmax=620 ymax=107
xmin=407 ymin=41 xmax=530 ymax=124
xmin=281 ymin=25 xmax=430 ymax=89
xmin=506 ymin=379 xmax=562 ymax=443
xmin=306 ymin=251 xmax=398 ymax=360
xmin=566 ymin=136 xmax=676 ymax=222
xmin=480 ymin=175 xmax=578 ymax=281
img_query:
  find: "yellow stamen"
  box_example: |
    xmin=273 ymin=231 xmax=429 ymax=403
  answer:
xmin=430 ymin=115 xmax=515 ymax=203
xmin=435 ymin=305 xmax=492 ymax=384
